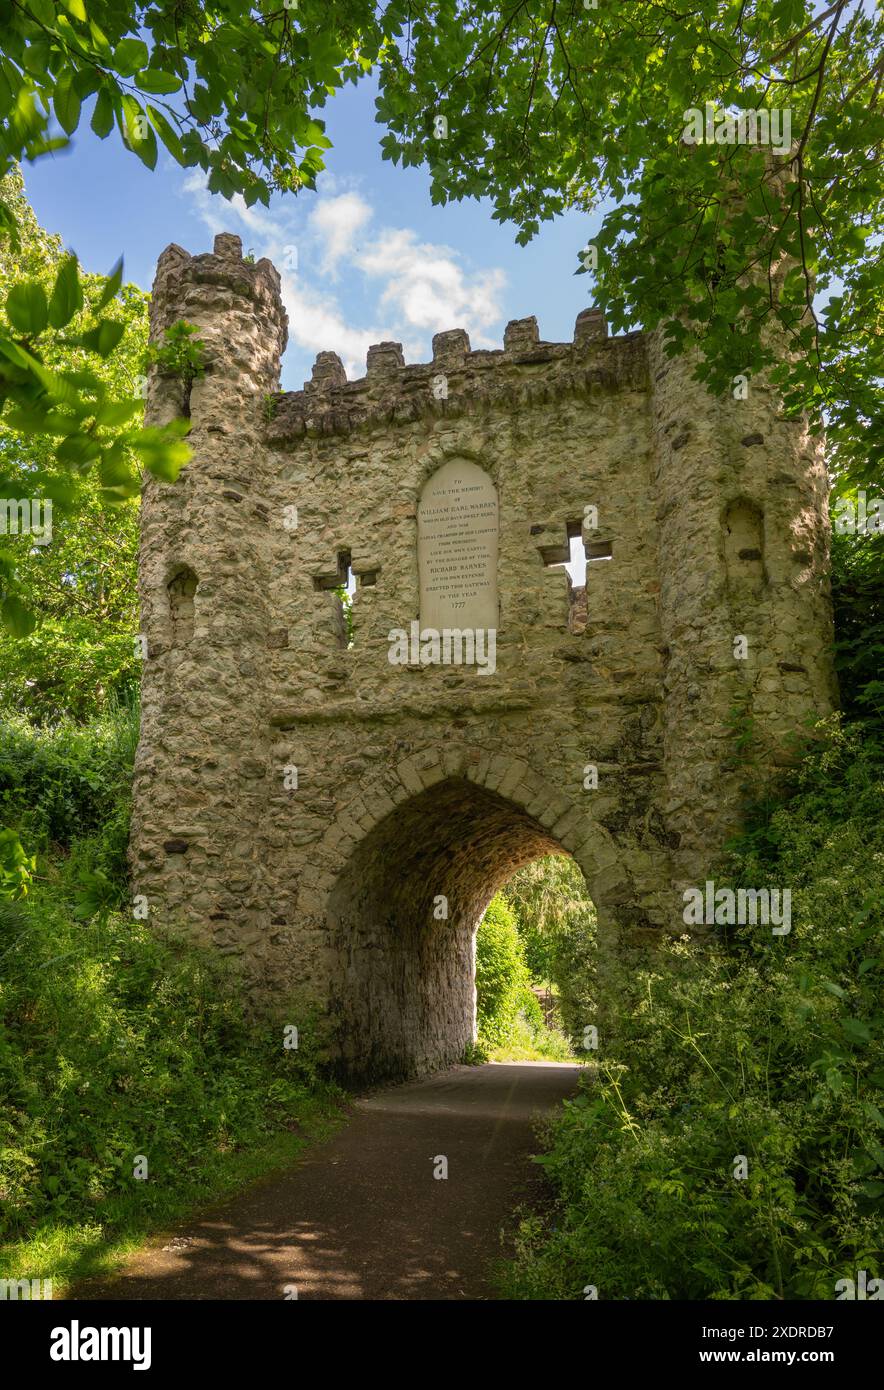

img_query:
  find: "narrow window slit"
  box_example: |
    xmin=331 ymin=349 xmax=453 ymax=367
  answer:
xmin=538 ymin=521 xmax=612 ymax=632
xmin=168 ymin=566 xmax=198 ymax=645
xmin=313 ymin=550 xmax=355 ymax=649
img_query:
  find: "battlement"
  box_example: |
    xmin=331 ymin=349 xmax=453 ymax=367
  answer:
xmin=149 ymin=234 xmax=288 ymax=414
xmin=267 ymin=310 xmax=649 ymax=442
xmin=150 ymin=231 xmax=648 ymax=442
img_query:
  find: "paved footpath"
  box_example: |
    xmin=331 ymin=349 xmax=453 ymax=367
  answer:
xmin=73 ymin=1061 xmax=580 ymax=1301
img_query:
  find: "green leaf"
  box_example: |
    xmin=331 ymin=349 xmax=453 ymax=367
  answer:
xmin=822 ymin=981 xmax=847 ymax=999
xmin=4 ymin=407 xmax=80 ymax=436
xmin=302 ymin=119 xmax=332 ymax=150
xmin=47 ymin=256 xmax=83 ymax=329
xmin=56 ymin=432 xmax=101 ymax=468
xmin=114 ymin=38 xmax=150 ymax=78
xmin=53 ymin=73 xmax=82 ymax=136
xmin=95 ymin=257 xmax=124 ymax=312
xmin=62 ymin=0 xmax=87 ymax=18
xmin=1 ymin=595 xmax=37 ymax=637
xmin=129 ymin=425 xmax=191 ymax=481
xmin=0 ymin=335 xmax=33 ymax=369
xmin=28 ymin=360 xmax=81 ymax=407
xmin=135 ymin=70 xmax=182 ymax=96
xmin=186 ymin=85 xmax=212 ymax=122
xmin=93 ymin=398 xmax=142 ymax=427
xmin=27 ymin=0 xmax=55 ymax=26
xmin=841 ymin=1018 xmax=873 ymax=1045
xmin=146 ymin=104 xmax=184 ymax=163
xmin=73 ymin=67 xmax=100 ymax=103
xmin=144 ymin=441 xmax=191 ymax=481
xmin=121 ymin=95 xmax=157 ymax=169
xmin=78 ymin=319 xmax=125 ymax=357
xmin=6 ymin=282 xmax=49 ymax=335
xmin=99 ymin=443 xmax=139 ymax=498
xmin=157 ymin=415 xmax=192 ymax=439
xmin=72 ymin=867 xmax=117 ymax=918
xmin=825 ymin=1067 xmax=843 ymax=1095
xmin=90 ymin=87 xmax=115 ymax=139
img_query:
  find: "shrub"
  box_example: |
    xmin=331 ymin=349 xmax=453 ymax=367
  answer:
xmin=0 ymin=698 xmax=138 ymax=873
xmin=830 ymin=513 xmax=884 ymax=722
xmin=0 ymin=704 xmax=338 ymax=1286
xmin=143 ymin=319 xmax=207 ymax=386
xmin=502 ymin=720 xmax=884 ymax=1300
xmin=0 ymin=893 xmax=335 ymax=1260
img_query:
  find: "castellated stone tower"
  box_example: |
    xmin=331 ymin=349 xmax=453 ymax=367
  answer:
xmin=131 ymin=231 xmax=836 ymax=1082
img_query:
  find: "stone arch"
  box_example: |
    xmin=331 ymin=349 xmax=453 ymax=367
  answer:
xmin=302 ymin=748 xmax=629 ymax=1081
xmin=133 ymin=234 xmax=837 ymax=1093
xmin=413 ymin=440 xmax=502 ymax=495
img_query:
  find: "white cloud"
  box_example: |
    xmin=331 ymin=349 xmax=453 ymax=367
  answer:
xmin=181 ymin=174 xmax=507 ymax=381
xmin=307 ymin=192 xmax=372 ymax=278
xmin=356 ymin=227 xmax=505 ymax=345
xmin=276 ymin=273 xmax=403 ymax=380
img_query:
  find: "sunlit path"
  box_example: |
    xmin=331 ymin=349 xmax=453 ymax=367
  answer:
xmin=73 ymin=1062 xmax=581 ymax=1302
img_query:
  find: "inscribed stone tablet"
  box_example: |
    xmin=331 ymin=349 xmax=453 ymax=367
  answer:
xmin=417 ymin=459 xmax=499 ymax=630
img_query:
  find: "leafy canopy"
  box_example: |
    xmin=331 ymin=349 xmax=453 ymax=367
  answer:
xmin=0 ymin=174 xmax=143 ymax=702
xmin=0 ymin=0 xmax=389 ymax=210
xmin=0 ymin=1 xmax=396 ymax=636
xmin=376 ymin=1 xmax=883 ymax=487
xmin=0 ymin=169 xmax=166 ymax=637
xmin=1 ymin=2 xmax=880 ymax=635
xmin=4 ymin=4 xmax=880 ymax=472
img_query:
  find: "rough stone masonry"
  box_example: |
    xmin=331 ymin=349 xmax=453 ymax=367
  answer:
xmin=131 ymin=232 xmax=836 ymax=1081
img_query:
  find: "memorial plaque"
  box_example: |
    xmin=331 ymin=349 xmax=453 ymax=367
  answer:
xmin=417 ymin=458 xmax=499 ymax=630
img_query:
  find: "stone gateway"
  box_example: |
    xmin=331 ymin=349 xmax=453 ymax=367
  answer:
xmin=131 ymin=233 xmax=836 ymax=1081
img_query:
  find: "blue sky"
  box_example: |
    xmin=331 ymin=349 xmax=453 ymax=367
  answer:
xmin=23 ymin=76 xmax=602 ymax=392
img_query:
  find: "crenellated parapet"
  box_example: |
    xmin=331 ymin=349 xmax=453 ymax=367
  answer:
xmin=147 ymin=233 xmax=288 ymax=430
xmin=267 ymin=308 xmax=645 ymax=443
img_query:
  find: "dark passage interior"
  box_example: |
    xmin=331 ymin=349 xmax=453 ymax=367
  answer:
xmin=326 ymin=777 xmax=564 ymax=1082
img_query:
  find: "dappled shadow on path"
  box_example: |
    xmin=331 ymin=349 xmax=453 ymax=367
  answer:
xmin=71 ymin=1062 xmax=581 ymax=1301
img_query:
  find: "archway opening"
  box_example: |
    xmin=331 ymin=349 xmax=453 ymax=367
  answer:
xmin=326 ymin=776 xmax=597 ymax=1082
xmin=478 ymin=854 xmax=597 ymax=1063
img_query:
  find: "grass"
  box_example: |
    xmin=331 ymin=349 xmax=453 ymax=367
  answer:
xmin=0 ymin=875 xmax=346 ymax=1295
xmin=485 ymin=1014 xmax=578 ymax=1062
xmin=0 ymin=1095 xmax=344 ymax=1295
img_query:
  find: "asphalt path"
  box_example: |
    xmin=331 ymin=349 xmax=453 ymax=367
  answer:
xmin=72 ymin=1061 xmax=581 ymax=1301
